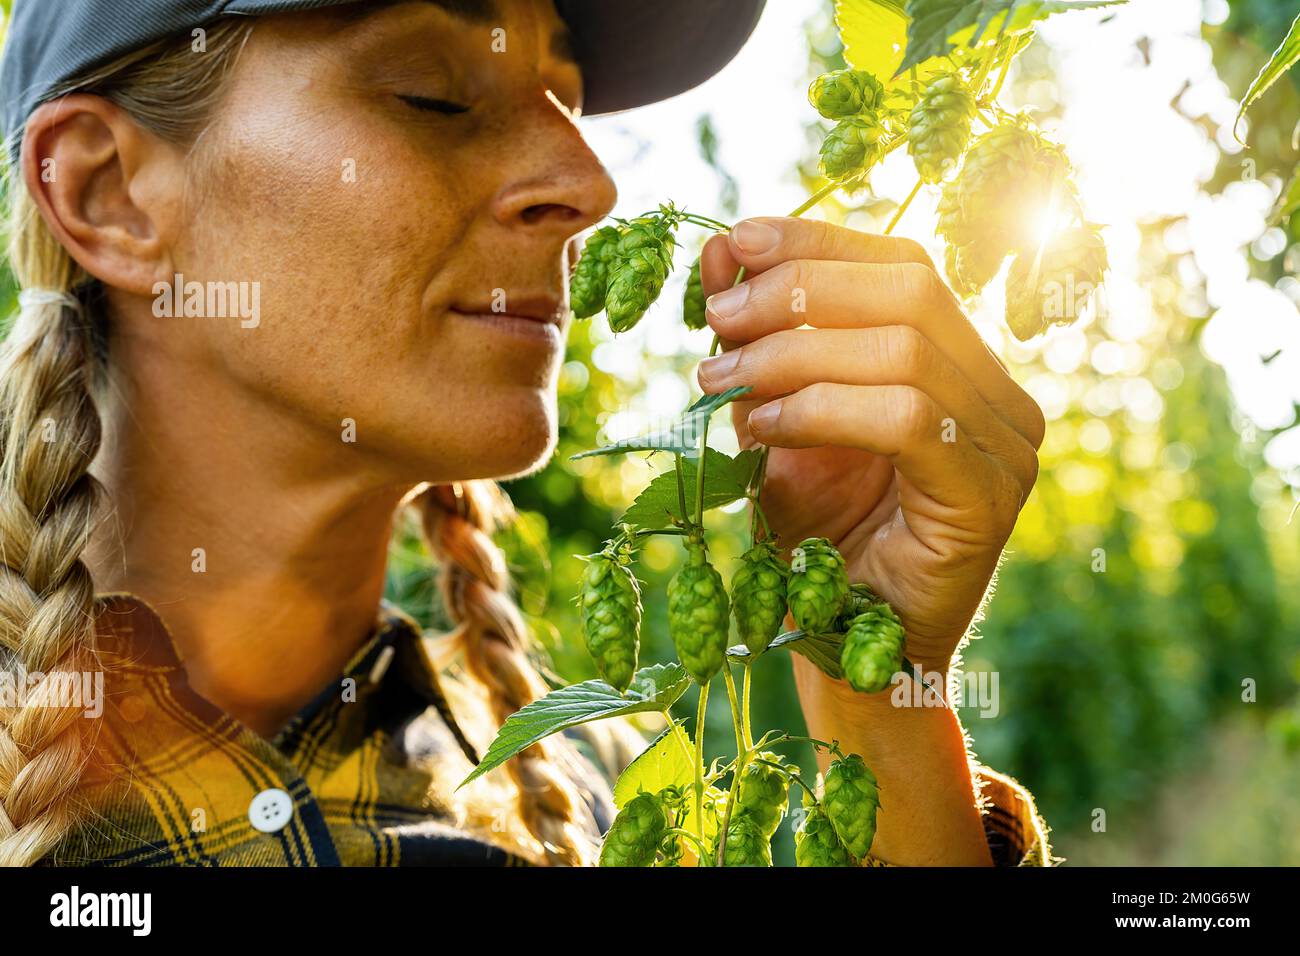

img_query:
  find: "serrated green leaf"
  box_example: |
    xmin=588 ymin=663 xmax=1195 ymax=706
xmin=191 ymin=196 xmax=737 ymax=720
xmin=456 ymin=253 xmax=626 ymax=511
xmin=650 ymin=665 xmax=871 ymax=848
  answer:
xmin=458 ymin=662 xmax=689 ymax=787
xmin=613 ymin=722 xmax=694 ymax=807
xmin=1275 ymin=161 xmax=1300 ymax=232
xmin=898 ymin=0 xmax=1123 ymax=75
xmin=617 ymin=448 xmax=762 ymax=528
xmin=1236 ymin=13 xmax=1300 ymax=142
xmin=767 ymin=628 xmax=847 ymax=681
xmin=571 ymin=386 xmax=753 ymax=460
xmin=836 ymin=0 xmax=945 ymax=89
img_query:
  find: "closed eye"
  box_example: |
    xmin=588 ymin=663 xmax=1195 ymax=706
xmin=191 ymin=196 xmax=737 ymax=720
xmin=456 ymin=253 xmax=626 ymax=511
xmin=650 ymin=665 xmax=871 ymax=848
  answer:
xmin=398 ymin=94 xmax=470 ymax=115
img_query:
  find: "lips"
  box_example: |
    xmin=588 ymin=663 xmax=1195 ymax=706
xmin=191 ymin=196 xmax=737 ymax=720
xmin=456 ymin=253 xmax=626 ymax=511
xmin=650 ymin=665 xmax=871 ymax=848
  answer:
xmin=450 ymin=295 xmax=564 ymax=328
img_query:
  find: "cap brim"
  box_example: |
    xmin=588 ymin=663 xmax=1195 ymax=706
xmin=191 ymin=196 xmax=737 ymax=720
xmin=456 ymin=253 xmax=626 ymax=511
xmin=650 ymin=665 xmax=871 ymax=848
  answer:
xmin=555 ymin=0 xmax=766 ymax=115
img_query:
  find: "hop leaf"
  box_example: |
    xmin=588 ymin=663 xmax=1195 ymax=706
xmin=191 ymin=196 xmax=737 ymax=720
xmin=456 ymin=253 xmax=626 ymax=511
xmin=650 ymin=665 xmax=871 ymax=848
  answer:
xmin=808 ymin=68 xmax=885 ymax=119
xmin=820 ymin=113 xmax=887 ymax=180
xmin=598 ymin=790 xmax=670 ymax=867
xmin=569 ymin=225 xmax=620 ymax=319
xmin=787 ymin=537 xmax=849 ymax=635
xmin=840 ymin=606 xmax=905 ymax=694
xmin=668 ymin=538 xmax=730 ymax=683
xmin=682 ymin=256 xmax=707 ymax=331
xmin=1005 ymin=223 xmax=1108 ymax=340
xmin=908 ymin=72 xmax=976 ymax=184
xmin=795 ymin=803 xmax=857 ymax=867
xmin=731 ymin=541 xmax=791 ymax=655
xmin=579 ymin=546 xmax=642 ymax=693
xmin=823 ymin=753 xmax=880 ymax=859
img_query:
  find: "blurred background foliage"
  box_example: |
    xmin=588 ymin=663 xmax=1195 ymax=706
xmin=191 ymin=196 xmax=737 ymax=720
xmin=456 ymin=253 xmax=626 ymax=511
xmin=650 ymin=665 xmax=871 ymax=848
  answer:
xmin=1 ymin=0 xmax=1296 ymax=865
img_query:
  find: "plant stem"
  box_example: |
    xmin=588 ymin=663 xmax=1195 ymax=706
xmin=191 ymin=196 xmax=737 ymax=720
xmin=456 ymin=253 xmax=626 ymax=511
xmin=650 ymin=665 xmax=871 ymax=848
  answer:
xmin=886 ymin=177 xmax=923 ymax=235
xmin=741 ymin=662 xmax=754 ymax=750
xmin=674 ymin=453 xmax=690 ymax=529
xmin=989 ymin=44 xmax=1014 ymax=101
xmin=693 ymin=682 xmax=709 ymax=842
xmin=716 ymin=663 xmax=748 ymax=866
xmin=663 ymin=827 xmax=712 ymax=863
xmin=631 ymin=527 xmax=689 ymax=540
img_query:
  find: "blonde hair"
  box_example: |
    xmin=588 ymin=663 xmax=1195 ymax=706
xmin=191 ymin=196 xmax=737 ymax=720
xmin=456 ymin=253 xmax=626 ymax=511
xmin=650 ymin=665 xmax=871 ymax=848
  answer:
xmin=0 ymin=18 xmax=622 ymax=867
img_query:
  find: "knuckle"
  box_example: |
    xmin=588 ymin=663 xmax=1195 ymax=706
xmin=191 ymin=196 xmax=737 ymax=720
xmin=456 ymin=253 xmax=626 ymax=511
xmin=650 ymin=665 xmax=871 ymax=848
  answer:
xmin=893 ymin=237 xmax=934 ymax=269
xmin=798 ymin=381 xmax=839 ymax=422
xmin=889 ymin=386 xmax=939 ymax=442
xmin=884 ymin=325 xmax=932 ymax=382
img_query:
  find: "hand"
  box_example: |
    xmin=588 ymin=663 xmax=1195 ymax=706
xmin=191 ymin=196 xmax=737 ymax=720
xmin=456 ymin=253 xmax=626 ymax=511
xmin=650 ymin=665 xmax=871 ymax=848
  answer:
xmin=697 ymin=217 xmax=1044 ymax=676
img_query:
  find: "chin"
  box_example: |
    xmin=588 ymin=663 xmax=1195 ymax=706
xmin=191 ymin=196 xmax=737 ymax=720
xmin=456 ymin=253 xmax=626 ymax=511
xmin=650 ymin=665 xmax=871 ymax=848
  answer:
xmin=453 ymin=388 xmax=558 ymax=483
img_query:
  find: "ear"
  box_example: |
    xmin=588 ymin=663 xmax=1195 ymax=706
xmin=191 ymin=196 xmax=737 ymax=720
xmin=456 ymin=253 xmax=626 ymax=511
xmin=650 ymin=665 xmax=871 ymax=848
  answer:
xmin=22 ymin=94 xmax=184 ymax=296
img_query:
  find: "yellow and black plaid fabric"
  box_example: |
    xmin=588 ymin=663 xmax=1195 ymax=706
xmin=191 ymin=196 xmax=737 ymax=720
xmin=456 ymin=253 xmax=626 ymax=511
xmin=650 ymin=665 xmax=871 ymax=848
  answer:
xmin=46 ymin=594 xmax=1051 ymax=867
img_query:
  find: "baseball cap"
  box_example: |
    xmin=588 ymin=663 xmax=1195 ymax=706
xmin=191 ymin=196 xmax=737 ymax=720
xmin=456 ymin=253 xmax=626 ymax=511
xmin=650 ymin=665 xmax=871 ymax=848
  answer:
xmin=0 ymin=0 xmax=766 ymax=165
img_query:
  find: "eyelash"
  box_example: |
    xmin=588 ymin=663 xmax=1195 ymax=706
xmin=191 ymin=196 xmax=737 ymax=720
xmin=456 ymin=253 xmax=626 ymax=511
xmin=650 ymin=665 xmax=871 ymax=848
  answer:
xmin=397 ymin=94 xmax=470 ymax=115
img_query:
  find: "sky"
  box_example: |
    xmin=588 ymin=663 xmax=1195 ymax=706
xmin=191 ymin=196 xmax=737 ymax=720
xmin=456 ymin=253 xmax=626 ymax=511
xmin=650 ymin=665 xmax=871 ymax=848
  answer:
xmin=577 ymin=0 xmax=1300 ymax=489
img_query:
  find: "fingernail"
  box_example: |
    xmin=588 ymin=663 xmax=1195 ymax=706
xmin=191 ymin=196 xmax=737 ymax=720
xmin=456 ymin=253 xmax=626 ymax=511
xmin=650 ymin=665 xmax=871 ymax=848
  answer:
xmin=731 ymin=220 xmax=781 ymax=255
xmin=707 ymin=283 xmax=749 ymax=318
xmin=748 ymin=401 xmax=782 ymax=433
xmin=698 ymin=350 xmax=740 ymax=385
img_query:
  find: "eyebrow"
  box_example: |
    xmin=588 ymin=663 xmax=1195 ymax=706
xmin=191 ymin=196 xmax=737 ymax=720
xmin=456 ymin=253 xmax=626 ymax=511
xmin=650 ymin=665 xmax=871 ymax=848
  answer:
xmin=339 ymin=0 xmax=577 ymax=62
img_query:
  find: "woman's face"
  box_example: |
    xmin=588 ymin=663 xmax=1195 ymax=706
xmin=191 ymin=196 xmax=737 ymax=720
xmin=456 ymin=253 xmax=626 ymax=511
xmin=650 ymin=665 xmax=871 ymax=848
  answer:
xmin=161 ymin=0 xmax=616 ymax=483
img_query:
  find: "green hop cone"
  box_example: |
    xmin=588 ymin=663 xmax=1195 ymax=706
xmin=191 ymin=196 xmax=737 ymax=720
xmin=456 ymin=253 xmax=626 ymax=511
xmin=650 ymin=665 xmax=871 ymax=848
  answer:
xmin=714 ymin=815 xmax=773 ymax=867
xmin=682 ymin=256 xmax=707 ymax=331
xmin=598 ymin=791 xmax=670 ymax=867
xmin=1005 ymin=224 xmax=1108 ymax=341
xmin=569 ymin=225 xmax=620 ymax=319
xmin=908 ymin=72 xmax=976 ymax=184
xmin=735 ymin=752 xmax=789 ymax=838
xmin=937 ymin=120 xmax=1079 ymax=297
xmin=840 ymin=605 xmax=905 ymax=694
xmin=823 ymin=754 xmax=880 ymax=860
xmin=730 ymin=541 xmax=791 ymax=655
xmin=605 ymin=216 xmax=678 ymax=333
xmin=820 ymin=113 xmax=886 ymax=180
xmin=795 ymin=804 xmax=856 ymax=867
xmin=667 ymin=537 xmax=730 ymax=683
xmin=787 ymin=537 xmax=849 ymax=635
xmin=578 ymin=546 xmax=642 ymax=693
xmin=808 ymin=68 xmax=884 ymax=119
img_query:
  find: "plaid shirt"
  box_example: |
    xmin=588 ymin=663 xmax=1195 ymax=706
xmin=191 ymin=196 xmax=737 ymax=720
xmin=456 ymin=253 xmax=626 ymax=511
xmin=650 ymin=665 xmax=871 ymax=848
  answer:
xmin=47 ymin=595 xmax=1051 ymax=867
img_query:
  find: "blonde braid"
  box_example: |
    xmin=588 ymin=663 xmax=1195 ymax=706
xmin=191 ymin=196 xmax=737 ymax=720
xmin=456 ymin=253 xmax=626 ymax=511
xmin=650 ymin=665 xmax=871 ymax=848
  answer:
xmin=0 ymin=18 xmax=258 ymax=866
xmin=418 ymin=481 xmax=600 ymax=866
xmin=0 ymin=186 xmax=104 ymax=866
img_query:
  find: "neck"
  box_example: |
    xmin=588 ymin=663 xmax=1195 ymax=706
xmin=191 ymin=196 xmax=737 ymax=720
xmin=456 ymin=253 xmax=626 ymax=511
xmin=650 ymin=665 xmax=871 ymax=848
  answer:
xmin=87 ymin=335 xmax=415 ymax=739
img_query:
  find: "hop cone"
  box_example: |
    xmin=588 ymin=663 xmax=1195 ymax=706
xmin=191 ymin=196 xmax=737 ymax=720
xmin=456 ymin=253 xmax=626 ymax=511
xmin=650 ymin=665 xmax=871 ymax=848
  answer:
xmin=795 ymin=804 xmax=856 ymax=867
xmin=598 ymin=791 xmax=670 ymax=867
xmin=569 ymin=225 xmax=620 ymax=319
xmin=808 ymin=68 xmax=884 ymax=119
xmin=823 ymin=754 xmax=880 ymax=859
xmin=787 ymin=537 xmax=849 ymax=635
xmin=1005 ymin=224 xmax=1108 ymax=341
xmin=937 ymin=121 xmax=1078 ymax=297
xmin=682 ymin=256 xmax=707 ymax=331
xmin=715 ymin=816 xmax=772 ymax=867
xmin=735 ymin=752 xmax=789 ymax=838
xmin=840 ymin=606 xmax=905 ymax=694
xmin=606 ymin=217 xmax=677 ymax=333
xmin=908 ymin=73 xmax=976 ymax=184
xmin=731 ymin=541 xmax=790 ymax=655
xmin=820 ymin=113 xmax=886 ymax=180
xmin=579 ymin=547 xmax=642 ymax=692
xmin=668 ymin=537 xmax=730 ymax=683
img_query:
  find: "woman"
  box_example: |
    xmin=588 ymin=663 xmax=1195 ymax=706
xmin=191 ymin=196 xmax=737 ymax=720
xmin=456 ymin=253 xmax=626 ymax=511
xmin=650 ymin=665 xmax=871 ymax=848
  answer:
xmin=0 ymin=0 xmax=1049 ymax=866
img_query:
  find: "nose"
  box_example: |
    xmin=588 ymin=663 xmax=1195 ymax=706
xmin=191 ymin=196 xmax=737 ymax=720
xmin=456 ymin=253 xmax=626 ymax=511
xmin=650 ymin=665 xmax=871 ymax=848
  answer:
xmin=490 ymin=100 xmax=618 ymax=239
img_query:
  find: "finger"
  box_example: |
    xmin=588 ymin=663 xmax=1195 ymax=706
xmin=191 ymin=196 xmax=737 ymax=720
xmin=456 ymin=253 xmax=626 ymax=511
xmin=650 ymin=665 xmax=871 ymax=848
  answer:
xmin=704 ymin=256 xmax=1045 ymax=448
xmin=725 ymin=217 xmax=935 ymax=277
xmin=697 ymin=326 xmax=1039 ymax=494
xmin=747 ymin=383 xmax=1024 ymax=530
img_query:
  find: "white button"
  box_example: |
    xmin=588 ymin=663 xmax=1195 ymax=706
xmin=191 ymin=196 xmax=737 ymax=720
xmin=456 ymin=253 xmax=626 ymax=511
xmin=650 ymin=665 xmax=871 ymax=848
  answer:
xmin=248 ymin=788 xmax=294 ymax=833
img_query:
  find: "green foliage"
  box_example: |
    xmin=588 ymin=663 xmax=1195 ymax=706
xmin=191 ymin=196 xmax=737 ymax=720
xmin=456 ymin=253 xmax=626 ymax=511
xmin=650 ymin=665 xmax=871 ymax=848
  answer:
xmin=617 ymin=448 xmax=761 ymax=528
xmin=571 ymin=386 xmax=752 ymax=459
xmin=459 ymin=663 xmax=689 ymax=787
xmin=1234 ymin=11 xmax=1300 ymax=138
xmin=598 ymin=791 xmax=672 ymax=867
